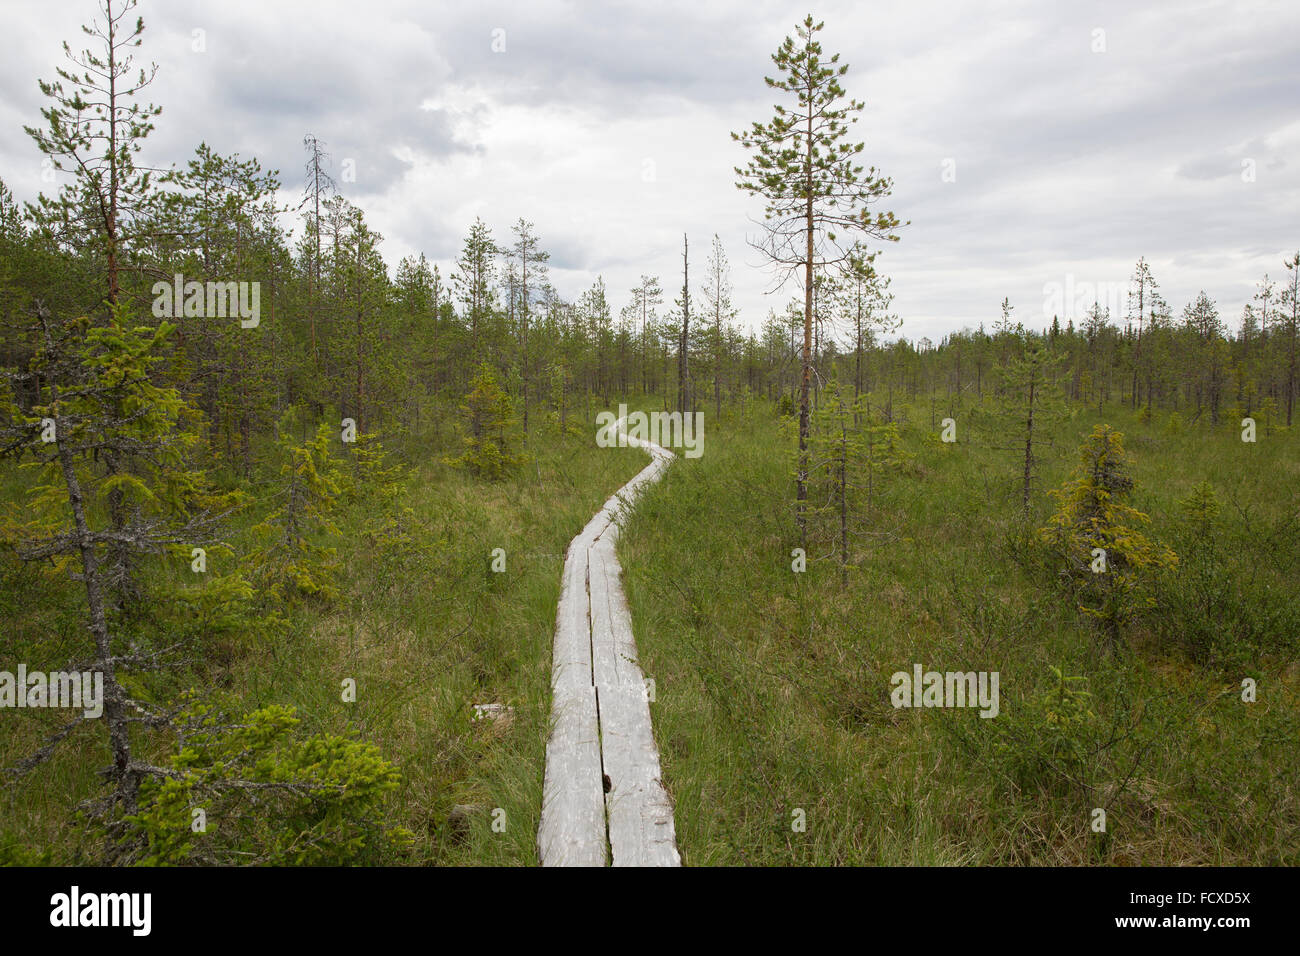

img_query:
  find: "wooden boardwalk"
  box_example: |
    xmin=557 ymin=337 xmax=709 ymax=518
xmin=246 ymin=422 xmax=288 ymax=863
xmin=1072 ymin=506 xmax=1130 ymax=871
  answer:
xmin=537 ymin=422 xmax=681 ymax=867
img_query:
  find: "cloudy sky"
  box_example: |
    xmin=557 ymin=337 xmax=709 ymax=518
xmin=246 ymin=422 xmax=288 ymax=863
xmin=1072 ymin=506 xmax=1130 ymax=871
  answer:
xmin=2 ymin=0 xmax=1297 ymax=342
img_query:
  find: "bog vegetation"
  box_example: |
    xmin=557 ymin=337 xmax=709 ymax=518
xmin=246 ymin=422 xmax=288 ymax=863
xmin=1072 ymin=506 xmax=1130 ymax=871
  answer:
xmin=1 ymin=2 xmax=1295 ymax=865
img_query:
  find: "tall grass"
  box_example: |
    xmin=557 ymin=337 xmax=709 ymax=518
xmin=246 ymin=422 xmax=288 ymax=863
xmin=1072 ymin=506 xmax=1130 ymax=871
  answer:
xmin=619 ymin=397 xmax=1300 ymax=865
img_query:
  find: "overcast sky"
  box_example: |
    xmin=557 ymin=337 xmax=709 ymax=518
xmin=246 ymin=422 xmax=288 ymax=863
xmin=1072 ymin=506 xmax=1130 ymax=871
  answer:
xmin=3 ymin=0 xmax=1298 ymax=342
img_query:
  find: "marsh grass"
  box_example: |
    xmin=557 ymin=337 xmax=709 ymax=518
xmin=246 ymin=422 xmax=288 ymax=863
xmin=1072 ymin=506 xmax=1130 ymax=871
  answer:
xmin=620 ymin=397 xmax=1300 ymax=865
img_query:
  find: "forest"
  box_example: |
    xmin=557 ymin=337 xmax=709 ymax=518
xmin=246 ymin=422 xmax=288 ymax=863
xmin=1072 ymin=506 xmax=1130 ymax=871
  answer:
xmin=0 ymin=0 xmax=1296 ymax=870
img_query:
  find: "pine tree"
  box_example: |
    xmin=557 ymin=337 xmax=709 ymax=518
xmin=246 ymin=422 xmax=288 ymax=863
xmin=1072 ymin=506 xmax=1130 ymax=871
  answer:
xmin=805 ymin=376 xmax=912 ymax=586
xmin=1128 ymin=258 xmax=1158 ymax=409
xmin=630 ymin=275 xmax=663 ymax=395
xmin=454 ymin=218 xmax=502 ymax=369
xmin=298 ymin=134 xmax=337 ymax=367
xmin=164 ymin=142 xmax=283 ymax=475
xmin=1281 ymin=252 xmax=1300 ymax=426
xmin=394 ymin=252 xmax=437 ymax=429
xmin=332 ymin=204 xmax=393 ymax=435
xmin=510 ymin=219 xmax=549 ymax=440
xmin=733 ymin=15 xmax=903 ymax=543
xmin=1183 ymin=291 xmax=1225 ymax=421
xmin=806 ymin=377 xmax=862 ymax=587
xmin=676 ymin=234 xmax=693 ymax=414
xmin=24 ymin=0 xmax=163 ymax=306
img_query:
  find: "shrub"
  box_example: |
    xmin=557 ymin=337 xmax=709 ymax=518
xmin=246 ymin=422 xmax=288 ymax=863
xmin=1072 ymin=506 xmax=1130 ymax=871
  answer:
xmin=987 ymin=665 xmax=1102 ymax=798
xmin=112 ymin=699 xmax=412 ymax=865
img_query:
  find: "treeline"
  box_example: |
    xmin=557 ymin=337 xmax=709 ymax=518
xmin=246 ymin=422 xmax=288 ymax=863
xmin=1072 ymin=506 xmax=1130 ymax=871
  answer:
xmin=776 ymin=263 xmax=1298 ymax=436
xmin=835 ymin=278 xmax=1298 ymax=430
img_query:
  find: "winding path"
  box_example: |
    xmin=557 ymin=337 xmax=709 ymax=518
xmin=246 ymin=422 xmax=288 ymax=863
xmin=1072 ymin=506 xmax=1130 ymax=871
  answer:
xmin=537 ymin=419 xmax=681 ymax=867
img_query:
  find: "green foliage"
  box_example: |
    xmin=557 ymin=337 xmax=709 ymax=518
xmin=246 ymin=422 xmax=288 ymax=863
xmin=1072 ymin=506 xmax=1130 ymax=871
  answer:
xmin=865 ymin=416 xmax=913 ymax=480
xmin=805 ymin=379 xmax=864 ymax=578
xmin=732 ymin=15 xmax=901 ymax=244
xmin=805 ymin=379 xmax=913 ymax=552
xmin=545 ymin=360 xmax=582 ymax=435
xmin=115 ymin=699 xmax=412 ymax=865
xmin=619 ymin=400 xmax=1300 ymax=865
xmin=6 ymin=306 xmax=225 ymax=559
xmin=0 ymin=289 xmax=243 ymax=832
xmin=165 ymin=564 xmax=262 ymax=650
xmin=1152 ymin=481 xmax=1300 ymax=667
xmin=988 ymin=666 xmax=1101 ymax=797
xmin=22 ymin=0 xmax=161 ymax=303
xmin=1179 ymin=480 xmax=1220 ymax=540
xmin=999 ymin=343 xmax=1066 ymax=514
xmin=248 ymin=420 xmax=342 ymax=601
xmin=446 ymin=363 xmax=529 ymax=479
xmin=4 ymin=0 xmax=1300 ymax=873
xmin=1040 ymin=425 xmax=1177 ymax=645
xmin=338 ymin=430 xmax=406 ymax=505
xmin=0 ymin=839 xmax=55 ymax=867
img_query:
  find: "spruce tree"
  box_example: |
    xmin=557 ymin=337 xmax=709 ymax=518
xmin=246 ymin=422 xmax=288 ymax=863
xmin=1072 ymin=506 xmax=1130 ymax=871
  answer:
xmin=1 ymin=302 xmax=229 ymax=821
xmin=1039 ymin=425 xmax=1177 ymax=649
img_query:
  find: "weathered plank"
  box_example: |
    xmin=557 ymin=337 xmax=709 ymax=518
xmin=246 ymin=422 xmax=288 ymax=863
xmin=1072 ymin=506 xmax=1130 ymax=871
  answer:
xmin=538 ymin=529 xmax=606 ymax=867
xmin=589 ymin=528 xmax=680 ymax=866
